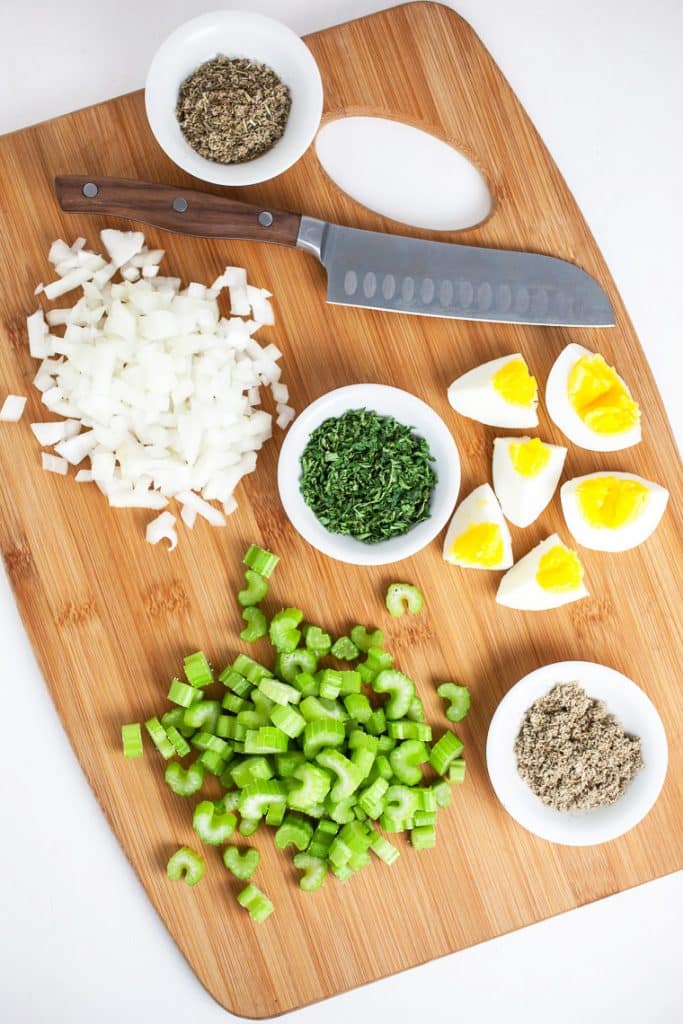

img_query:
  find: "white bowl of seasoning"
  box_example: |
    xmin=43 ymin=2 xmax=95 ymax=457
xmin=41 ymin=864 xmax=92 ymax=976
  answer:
xmin=486 ymin=660 xmax=668 ymax=846
xmin=277 ymin=384 xmax=461 ymax=566
xmin=145 ymin=10 xmax=323 ymax=186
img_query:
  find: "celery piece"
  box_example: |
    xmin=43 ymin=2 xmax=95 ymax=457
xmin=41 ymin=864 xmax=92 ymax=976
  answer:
xmin=238 ymin=570 xmax=268 ymax=608
xmin=167 ymin=846 xmax=204 ymax=886
xmin=237 ymin=883 xmax=273 ymax=922
xmin=121 ymin=723 xmax=143 ymax=759
xmin=385 ymin=582 xmax=424 ymax=617
xmin=223 ymin=845 xmax=260 ymax=880
xmin=243 ymin=544 xmax=279 ymax=578
xmin=193 ymin=800 xmax=237 ymax=845
xmin=241 ymin=606 xmax=267 ymax=642
xmin=437 ymin=683 xmax=471 ymax=723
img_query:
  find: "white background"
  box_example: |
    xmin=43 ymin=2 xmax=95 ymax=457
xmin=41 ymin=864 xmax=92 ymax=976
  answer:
xmin=0 ymin=1 xmax=681 ymax=1021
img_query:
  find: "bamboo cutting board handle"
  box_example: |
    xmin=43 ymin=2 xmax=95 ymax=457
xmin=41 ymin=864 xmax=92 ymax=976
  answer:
xmin=55 ymin=174 xmax=303 ymax=246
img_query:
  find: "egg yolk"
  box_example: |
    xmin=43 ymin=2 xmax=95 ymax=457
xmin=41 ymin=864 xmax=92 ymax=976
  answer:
xmin=577 ymin=476 xmax=649 ymax=529
xmin=492 ymin=359 xmax=538 ymax=406
xmin=536 ymin=545 xmax=584 ymax=592
xmin=508 ymin=438 xmax=551 ymax=477
xmin=451 ymin=522 xmax=504 ymax=566
xmin=567 ymin=354 xmax=640 ymax=435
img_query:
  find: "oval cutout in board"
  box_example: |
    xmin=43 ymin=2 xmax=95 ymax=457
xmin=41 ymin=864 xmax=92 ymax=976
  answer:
xmin=315 ymin=116 xmax=492 ymax=232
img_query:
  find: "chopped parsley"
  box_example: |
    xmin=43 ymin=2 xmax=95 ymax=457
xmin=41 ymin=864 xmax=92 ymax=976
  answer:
xmin=299 ymin=408 xmax=437 ymax=543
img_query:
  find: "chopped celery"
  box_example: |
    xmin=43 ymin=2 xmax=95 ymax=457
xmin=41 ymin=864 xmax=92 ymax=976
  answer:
xmin=275 ymin=814 xmax=314 ymax=851
xmin=184 ymin=651 xmax=213 ymax=688
xmin=330 ymin=636 xmax=359 ymax=660
xmin=192 ymin=800 xmax=237 ymax=845
xmin=372 ymin=670 xmax=416 ymax=720
xmin=302 ymin=624 xmax=332 ymax=655
xmin=121 ymin=723 xmax=143 ymax=759
xmin=243 ymin=544 xmax=279 ymax=578
xmin=268 ymin=608 xmax=303 ymax=653
xmin=237 ymin=883 xmax=273 ymax=922
xmin=429 ymin=731 xmax=465 ymax=775
xmin=385 ymin=582 xmax=424 ymax=617
xmin=144 ymin=717 xmax=175 ymax=759
xmin=167 ymin=846 xmax=204 ymax=886
xmin=223 ymin=845 xmax=260 ymax=880
xmin=165 ymin=759 xmax=205 ymax=796
xmin=350 ymin=625 xmax=384 ymax=652
xmin=276 ymin=649 xmax=318 ymax=683
xmin=238 ymin=570 xmax=268 ymax=607
xmin=241 ymin=606 xmax=267 ymax=642
xmin=437 ymin=683 xmax=471 ymax=723
xmin=293 ymin=853 xmax=328 ymax=891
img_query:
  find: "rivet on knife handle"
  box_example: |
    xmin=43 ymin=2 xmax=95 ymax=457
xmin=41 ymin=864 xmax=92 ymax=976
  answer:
xmin=54 ymin=175 xmax=302 ymax=247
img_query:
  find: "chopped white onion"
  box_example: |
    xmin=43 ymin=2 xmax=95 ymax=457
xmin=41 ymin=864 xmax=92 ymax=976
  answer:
xmin=0 ymin=394 xmax=27 ymax=422
xmin=75 ymin=469 xmax=93 ymax=483
xmin=42 ymin=452 xmax=69 ymax=474
xmin=180 ymin=504 xmax=197 ymax=529
xmin=30 ymin=419 xmax=80 ymax=445
xmin=28 ymin=230 xmax=293 ymax=549
xmin=146 ymin=511 xmax=178 ymax=551
xmin=176 ymin=490 xmax=226 ymax=527
xmin=101 ymin=229 xmax=145 ymax=268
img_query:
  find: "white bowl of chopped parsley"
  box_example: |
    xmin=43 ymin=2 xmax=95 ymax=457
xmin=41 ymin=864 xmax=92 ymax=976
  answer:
xmin=278 ymin=384 xmax=461 ymax=565
xmin=145 ymin=10 xmax=323 ymax=186
xmin=486 ymin=660 xmax=668 ymax=846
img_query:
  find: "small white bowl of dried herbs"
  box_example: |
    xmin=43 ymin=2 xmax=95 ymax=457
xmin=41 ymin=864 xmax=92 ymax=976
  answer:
xmin=486 ymin=660 xmax=668 ymax=846
xmin=277 ymin=384 xmax=461 ymax=566
xmin=145 ymin=10 xmax=323 ymax=186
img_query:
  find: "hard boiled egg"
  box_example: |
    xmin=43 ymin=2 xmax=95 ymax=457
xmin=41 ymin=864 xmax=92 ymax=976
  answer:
xmin=443 ymin=483 xmax=513 ymax=570
xmin=560 ymin=471 xmax=669 ymax=552
xmin=447 ymin=353 xmax=538 ymax=428
xmin=545 ymin=343 xmax=641 ymax=451
xmin=496 ymin=534 xmax=588 ymax=610
xmin=492 ymin=436 xmax=567 ymax=527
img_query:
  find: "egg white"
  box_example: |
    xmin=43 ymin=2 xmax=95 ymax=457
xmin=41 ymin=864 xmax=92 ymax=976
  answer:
xmin=496 ymin=533 xmax=589 ymax=610
xmin=492 ymin=436 xmax=567 ymax=528
xmin=447 ymin=353 xmax=539 ymax=429
xmin=442 ymin=483 xmax=513 ymax=569
xmin=545 ymin=343 xmax=641 ymax=452
xmin=560 ymin=471 xmax=669 ymax=552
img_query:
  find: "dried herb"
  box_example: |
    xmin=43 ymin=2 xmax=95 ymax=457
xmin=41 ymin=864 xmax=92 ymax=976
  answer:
xmin=176 ymin=55 xmax=291 ymax=165
xmin=299 ymin=408 xmax=437 ymax=544
xmin=514 ymin=682 xmax=643 ymax=812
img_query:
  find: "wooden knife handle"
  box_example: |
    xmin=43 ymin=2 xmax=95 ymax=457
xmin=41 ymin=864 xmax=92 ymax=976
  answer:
xmin=54 ymin=175 xmax=302 ymax=247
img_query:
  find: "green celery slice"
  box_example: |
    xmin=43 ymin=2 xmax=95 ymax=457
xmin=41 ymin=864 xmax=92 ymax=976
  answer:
xmin=167 ymin=846 xmax=204 ymax=886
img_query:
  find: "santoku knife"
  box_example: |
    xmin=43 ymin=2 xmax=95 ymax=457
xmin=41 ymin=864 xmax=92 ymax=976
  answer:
xmin=55 ymin=176 xmax=614 ymax=328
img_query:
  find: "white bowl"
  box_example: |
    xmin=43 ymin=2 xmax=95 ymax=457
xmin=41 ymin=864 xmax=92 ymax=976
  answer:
xmin=277 ymin=384 xmax=461 ymax=566
xmin=486 ymin=660 xmax=668 ymax=846
xmin=145 ymin=10 xmax=323 ymax=186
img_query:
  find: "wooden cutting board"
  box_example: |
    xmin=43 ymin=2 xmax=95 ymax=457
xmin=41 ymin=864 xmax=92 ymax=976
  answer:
xmin=0 ymin=3 xmax=680 ymax=1017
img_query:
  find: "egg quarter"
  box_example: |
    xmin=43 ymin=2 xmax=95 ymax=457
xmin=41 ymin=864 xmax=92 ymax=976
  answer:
xmin=447 ymin=353 xmax=539 ymax=429
xmin=492 ymin=436 xmax=567 ymax=528
xmin=560 ymin=471 xmax=670 ymax=552
xmin=442 ymin=483 xmax=513 ymax=570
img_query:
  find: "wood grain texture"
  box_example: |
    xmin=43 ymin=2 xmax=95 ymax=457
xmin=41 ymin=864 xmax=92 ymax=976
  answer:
xmin=0 ymin=3 xmax=681 ymax=1017
xmin=55 ymin=175 xmax=303 ymax=246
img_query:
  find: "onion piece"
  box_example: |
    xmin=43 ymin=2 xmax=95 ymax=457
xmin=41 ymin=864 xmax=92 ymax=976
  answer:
xmin=42 ymin=453 xmax=69 ymax=475
xmin=101 ymin=229 xmax=145 ymax=268
xmin=146 ymin=511 xmax=178 ymax=551
xmin=0 ymin=395 xmax=27 ymax=422
xmin=30 ymin=419 xmax=80 ymax=445
xmin=176 ymin=490 xmax=226 ymax=527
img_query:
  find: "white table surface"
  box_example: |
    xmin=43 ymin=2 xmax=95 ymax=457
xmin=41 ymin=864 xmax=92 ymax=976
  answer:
xmin=0 ymin=1 xmax=680 ymax=1021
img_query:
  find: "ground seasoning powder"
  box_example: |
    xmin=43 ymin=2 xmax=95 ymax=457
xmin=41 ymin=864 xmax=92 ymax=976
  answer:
xmin=176 ymin=55 xmax=291 ymax=164
xmin=514 ymin=682 xmax=643 ymax=811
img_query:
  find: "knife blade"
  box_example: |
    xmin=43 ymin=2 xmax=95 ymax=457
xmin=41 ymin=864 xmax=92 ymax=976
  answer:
xmin=55 ymin=176 xmax=615 ymax=328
